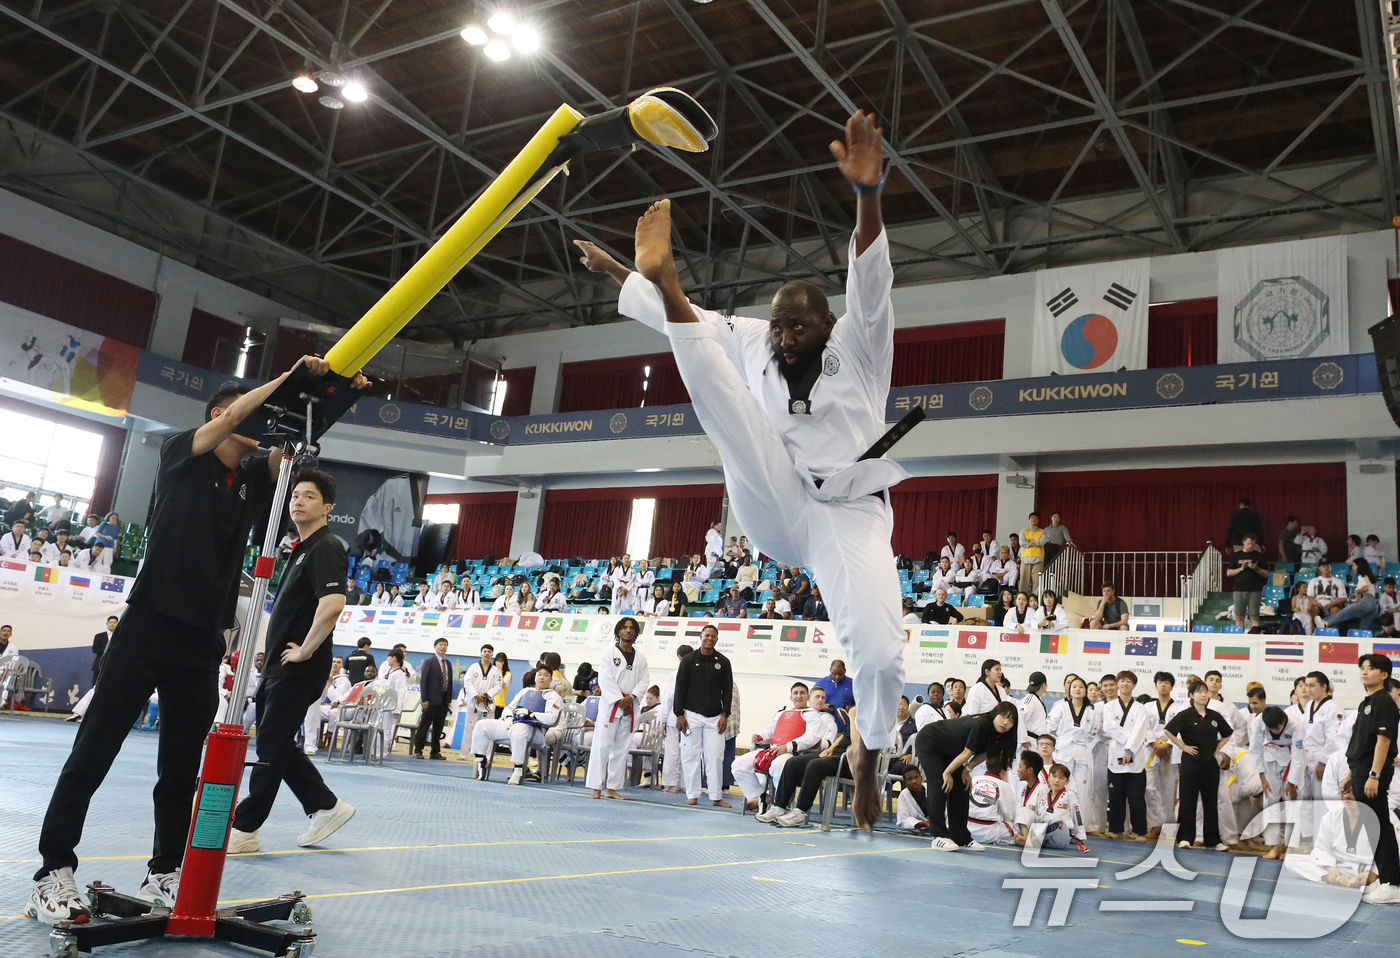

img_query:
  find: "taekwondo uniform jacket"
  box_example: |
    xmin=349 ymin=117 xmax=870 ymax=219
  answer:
xmin=1101 ymin=697 xmax=1154 ymax=774
xmin=1248 ymin=712 xmax=1306 ymax=785
xmin=597 ymin=644 xmax=650 ymax=731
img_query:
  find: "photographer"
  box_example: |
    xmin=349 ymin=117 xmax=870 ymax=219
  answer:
xmin=1226 ymin=534 xmax=1268 ymax=630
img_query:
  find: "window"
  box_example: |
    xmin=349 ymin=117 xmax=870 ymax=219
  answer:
xmin=422 ymin=502 xmax=461 ymax=526
xmin=625 ymin=498 xmax=656 ymax=559
xmin=0 ymin=407 xmax=103 ymax=512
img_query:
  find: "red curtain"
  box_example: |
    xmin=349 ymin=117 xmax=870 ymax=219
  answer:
xmin=889 ymin=475 xmax=999 ymax=559
xmin=398 ymin=373 xmax=458 ymax=407
xmin=1035 ymin=463 xmax=1347 ymax=555
xmin=425 ymin=493 xmax=516 ymax=560
xmin=500 ymin=367 xmax=535 ymax=416
xmin=1148 ymin=298 xmax=1217 ymax=368
xmin=0 ymin=233 xmax=156 ymax=347
xmin=539 ymin=496 xmax=632 ymax=559
xmin=270 ymin=326 xmax=320 ymax=378
xmin=892 ymin=320 xmax=1004 ymax=386
xmin=557 ymin=352 xmax=684 ymax=412
xmin=645 ymin=357 xmax=691 ymax=407
xmin=182 ymin=309 xmax=246 ymax=374
xmin=653 ymin=493 xmax=723 ymax=559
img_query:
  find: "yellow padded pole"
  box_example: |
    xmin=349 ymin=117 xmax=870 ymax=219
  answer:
xmin=325 ymin=103 xmax=584 ymax=376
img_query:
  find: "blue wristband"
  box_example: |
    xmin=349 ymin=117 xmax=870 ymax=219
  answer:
xmin=852 ymin=176 xmax=885 ymax=197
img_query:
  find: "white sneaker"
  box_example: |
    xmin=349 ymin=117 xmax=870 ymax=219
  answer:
xmin=962 ymin=840 xmax=987 ymax=852
xmin=137 ymin=869 xmax=180 ymax=907
xmin=297 ymin=799 xmax=356 ymax=847
xmin=754 ymin=805 xmax=784 ymax=824
xmin=776 ymin=807 xmax=808 ymax=828
xmin=930 ymin=837 xmax=960 ymax=851
xmin=26 ymin=868 xmax=90 ymax=925
xmin=1363 ymin=882 xmax=1400 ymax=904
xmin=1179 ymin=840 xmax=1191 ymax=848
xmin=1314 ymin=615 xmax=1326 ymax=630
xmin=227 ymin=828 xmax=260 ymax=854
xmin=508 ymin=766 xmax=524 ymax=786
xmin=1214 ymin=843 xmax=1230 ymax=852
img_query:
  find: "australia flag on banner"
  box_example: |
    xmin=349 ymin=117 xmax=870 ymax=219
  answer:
xmin=1124 ymin=635 xmax=1159 ymax=657
xmin=100 ymin=576 xmax=125 ymax=593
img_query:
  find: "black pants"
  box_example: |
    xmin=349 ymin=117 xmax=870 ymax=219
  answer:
xmin=1352 ymin=765 xmax=1400 ymax=885
xmin=413 ymin=700 xmax=449 ymax=755
xmin=36 ymin=605 xmax=222 ymax=879
xmin=793 ymin=755 xmax=844 ymax=813
xmin=1176 ymin=760 xmax=1219 ymax=846
xmin=1108 ymin=770 xmax=1148 ymax=835
xmin=232 ymin=674 xmax=337 ymax=832
xmin=915 ymin=745 xmax=972 ymax=845
xmin=773 ymin=752 xmax=822 ymax=808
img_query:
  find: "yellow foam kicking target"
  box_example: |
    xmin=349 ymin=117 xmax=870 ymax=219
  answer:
xmin=325 ymin=88 xmax=715 ymax=377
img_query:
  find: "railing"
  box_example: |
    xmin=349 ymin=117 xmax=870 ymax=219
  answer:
xmin=1042 ymin=544 xmax=1203 ymax=600
xmin=1179 ymin=543 xmax=1224 ymax=628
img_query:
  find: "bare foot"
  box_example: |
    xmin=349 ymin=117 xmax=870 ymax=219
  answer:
xmin=848 ymin=741 xmax=881 ymax=831
xmin=685 ymin=798 xmax=698 ymax=806
xmin=713 ymin=799 xmax=733 ymax=808
xmin=1263 ymin=847 xmax=1281 ymax=860
xmin=633 ymin=199 xmax=677 ymax=286
xmin=605 ymin=789 xmax=626 ymax=801
xmin=745 ymin=799 xmax=761 ymax=812
xmin=590 ymin=789 xmax=602 ymax=799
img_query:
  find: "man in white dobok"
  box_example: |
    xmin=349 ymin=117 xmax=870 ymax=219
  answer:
xmin=587 ymin=617 xmax=650 ymax=800
xmin=576 ymin=111 xmax=905 ymax=828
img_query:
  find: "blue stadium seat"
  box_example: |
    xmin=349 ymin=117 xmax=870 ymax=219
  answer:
xmin=1316 ymin=628 xmax=1339 ymax=637
xmin=1138 ymin=624 xmax=1156 ymax=631
xmin=965 ymin=595 xmax=985 ymax=607
xmin=948 ymin=594 xmax=963 ymax=606
xmin=1347 ymin=629 xmax=1373 ymax=638
xmin=1164 ymin=625 xmax=1186 ymax=632
xmin=1192 ymin=625 xmax=1215 ymax=633
xmin=1222 ymin=625 xmax=1244 ymax=634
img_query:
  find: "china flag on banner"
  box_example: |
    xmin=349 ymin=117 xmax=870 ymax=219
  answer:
xmin=1318 ymin=641 xmax=1359 ymax=665
xmin=958 ymin=631 xmax=987 ymax=649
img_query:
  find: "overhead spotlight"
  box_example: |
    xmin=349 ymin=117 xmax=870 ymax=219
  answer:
xmin=316 ymin=70 xmax=346 ymax=87
xmin=483 ymin=39 xmax=511 ymax=61
xmin=342 ymin=82 xmax=368 ymax=103
xmin=513 ymin=28 xmax=539 ymax=52
xmin=461 ymin=25 xmax=488 ymax=44
xmin=292 ymin=75 xmax=319 ymax=93
xmin=487 ymin=12 xmax=516 ymax=34
xmin=319 ymin=95 xmax=345 ymax=110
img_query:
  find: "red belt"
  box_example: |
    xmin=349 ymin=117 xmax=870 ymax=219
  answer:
xmin=608 ymin=700 xmax=635 ymax=732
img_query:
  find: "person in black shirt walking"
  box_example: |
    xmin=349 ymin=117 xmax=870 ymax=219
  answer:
xmin=27 ymin=357 xmax=356 ymax=927
xmin=1163 ymin=678 xmax=1232 ymax=850
xmin=227 ymin=470 xmax=355 ymax=855
xmin=1350 ymin=654 xmax=1400 ymax=903
xmin=674 ymin=624 xmax=734 ymax=807
xmin=914 ymin=702 xmax=1019 ymax=851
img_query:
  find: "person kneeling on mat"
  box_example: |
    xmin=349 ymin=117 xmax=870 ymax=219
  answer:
xmin=914 ymin=701 xmax=1020 ymax=851
xmin=471 ymin=667 xmax=563 ymax=785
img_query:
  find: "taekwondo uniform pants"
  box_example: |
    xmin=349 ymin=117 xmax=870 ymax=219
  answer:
xmin=1090 ymin=746 xmax=1110 ymax=832
xmin=662 ymin=724 xmax=683 ymax=788
xmin=1296 ymin=760 xmax=1323 ymax=841
xmin=1145 ymin=756 xmax=1179 ymax=828
xmin=732 ymin=749 xmax=795 ymax=801
xmin=1062 ymin=750 xmax=1101 ymax=833
xmin=1024 ymin=820 xmax=1073 ymax=851
xmin=1249 ymin=764 xmax=1292 ymax=845
xmin=680 ymin=710 xmax=725 ymax=801
xmin=586 ymin=703 xmax=636 ymax=790
xmin=968 ymin=817 xmax=1017 ymax=846
xmin=472 ymin=719 xmax=546 ymax=767
xmin=668 ymin=324 xmax=905 ymax=749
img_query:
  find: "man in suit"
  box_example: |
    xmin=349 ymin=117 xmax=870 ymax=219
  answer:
xmin=413 ymin=637 xmax=452 ymax=760
xmin=91 ymin=616 xmax=118 ymax=686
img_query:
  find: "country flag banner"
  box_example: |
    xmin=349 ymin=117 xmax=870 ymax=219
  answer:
xmin=999 ymin=632 xmax=1030 ymax=644
xmin=1040 ymin=635 xmax=1068 ymax=655
xmin=1124 ymin=636 xmax=1158 ymax=657
xmin=358 ymin=610 xmax=376 ymax=623
xmin=0 ymin=560 xmax=25 ymax=574
xmin=420 ymin=612 xmax=440 ymax=628
xmin=746 ymin=624 xmax=775 ymax=640
xmin=1032 ymin=258 xmax=1150 ymax=375
xmin=339 ymin=610 xmax=353 ymax=624
xmin=1171 ymin=639 xmax=1202 ymax=661
xmin=810 ymin=627 xmax=825 ymax=645
xmin=68 ymin=575 xmax=91 ymax=588
xmin=1264 ymin=640 xmax=1305 ymax=663
xmin=542 ymin=616 xmax=564 ymax=632
xmin=1083 ymin=640 xmax=1111 ymax=655
xmin=492 ymin=615 xmax=513 ymax=629
xmin=400 ymin=611 xmax=417 ymax=626
xmin=446 ymin=614 xmax=464 ymax=629
xmin=379 ymin=611 xmax=398 ymax=623
xmin=518 ymin=615 xmax=539 ymax=631
xmin=471 ymin=615 xmax=489 ymax=629
xmin=1215 ymin=645 xmax=1250 ymax=661
xmin=716 ymin=622 xmax=741 ymax=632
xmin=958 ymin=631 xmax=987 ymax=650
xmin=100 ymin=576 xmax=125 ymax=593
xmin=570 ymin=619 xmax=591 ymax=633
xmin=779 ymin=625 xmax=805 ymax=643
xmin=1372 ymin=640 xmax=1400 ymax=661
xmin=918 ymin=629 xmax=951 ymax=649
xmin=1319 ymin=641 xmax=1359 ymax=665
xmin=33 ymin=567 xmax=57 ymax=583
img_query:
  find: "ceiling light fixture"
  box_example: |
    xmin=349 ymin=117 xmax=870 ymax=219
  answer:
xmin=292 ymin=75 xmax=319 ymax=93
xmin=319 ymin=95 xmax=345 ymax=110
xmin=487 ymin=12 xmax=516 ymax=34
xmin=483 ymin=39 xmax=511 ymax=61
xmin=513 ymin=29 xmax=539 ymax=52
xmin=342 ymin=82 xmax=368 ymax=103
xmin=316 ymin=70 xmax=346 ymax=87
xmin=461 ymin=25 xmax=488 ymax=44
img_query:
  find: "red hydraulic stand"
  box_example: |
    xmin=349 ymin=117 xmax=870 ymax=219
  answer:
xmin=48 ymin=377 xmax=346 ymax=958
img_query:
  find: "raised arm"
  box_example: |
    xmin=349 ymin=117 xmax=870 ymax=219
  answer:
xmin=829 ymin=110 xmax=885 ymax=257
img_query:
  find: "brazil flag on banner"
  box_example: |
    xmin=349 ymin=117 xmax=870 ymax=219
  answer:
xmin=542 ymin=617 xmax=564 ymax=632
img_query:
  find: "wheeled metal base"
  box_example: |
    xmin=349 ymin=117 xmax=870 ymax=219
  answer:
xmin=46 ymin=882 xmax=315 ymax=958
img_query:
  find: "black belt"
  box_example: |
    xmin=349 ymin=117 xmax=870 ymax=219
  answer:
xmin=812 ymin=406 xmax=926 ymax=498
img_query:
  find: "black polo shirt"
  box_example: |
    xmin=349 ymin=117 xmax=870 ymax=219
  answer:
xmin=1165 ymin=706 xmax=1230 ymax=770
xmin=127 ymin=428 xmax=272 ymax=632
xmin=345 ymin=647 xmax=376 ymax=685
xmin=1347 ymin=686 xmax=1399 ymax=782
xmin=262 ymin=526 xmax=347 ymax=680
xmin=919 ymin=712 xmax=1015 ymax=760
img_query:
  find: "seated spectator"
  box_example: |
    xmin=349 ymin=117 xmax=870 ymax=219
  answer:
xmin=895 ymin=696 xmax=916 ymax=746
xmin=772 ymin=593 xmax=793 ymax=619
xmin=666 ymin=581 xmax=688 ymax=617
xmin=639 ymin=583 xmax=669 ymax=617
xmin=469 ymin=667 xmax=564 ymax=785
xmin=929 ymin=556 xmax=957 ymax=593
xmin=41 ymin=529 xmax=70 ymax=563
xmin=1307 ymin=560 xmax=1350 ymax=619
xmin=1003 ymin=591 xmax=1034 ymax=632
xmin=758 ymin=699 xmax=853 ymax=827
xmin=70 ymin=541 xmax=111 ymax=572
xmin=896 ymin=766 xmax=930 ymax=831
xmin=1364 ymin=535 xmax=1387 ymax=575
xmin=914 ymin=682 xmax=949 ymax=729
xmin=972 ymin=529 xmax=999 ymax=565
xmin=1020 ymin=761 xmax=1089 ymax=852
xmin=1295 ymin=525 xmax=1326 ymax=566
xmin=966 ymin=756 xmax=1017 ymax=845
xmin=1322 ymin=558 xmax=1378 ymax=631
xmin=756 ymin=598 xmax=782 ymax=619
xmin=984 ymin=546 xmax=1018 ymax=590
xmin=901 ymin=597 xmax=921 ymax=624
xmin=921 ymin=589 xmax=964 ymax=626
xmin=734 ymin=556 xmax=759 ymax=597
xmin=566 ymin=569 xmax=594 ymax=601
xmin=515 ymin=581 xmax=537 ymax=613
xmin=1089 ymin=583 xmax=1130 ymax=631
xmin=1028 ymin=590 xmax=1068 ymax=631
xmin=718 ymin=585 xmax=748 ymax=619
xmin=369 ymin=582 xmax=390 ymax=606
xmin=988 ymin=587 xmax=1016 ymax=627
xmin=58 ymin=551 xmax=72 ymax=567
xmin=733 ymin=683 xmax=835 ymax=812
xmin=800 ymin=586 xmax=827 ymax=621
xmin=952 ymin=556 xmax=982 ymax=596
xmin=1006 ymin=533 xmax=1021 ymax=561
xmin=27 ymin=545 xmax=46 ymax=566
xmin=1380 ymin=577 xmax=1399 ymax=616
xmin=75 ymin=514 xmax=102 ymax=544
xmin=1282 ymin=774 xmax=1381 ymax=890
xmin=0 ymin=520 xmax=31 ymax=559
xmin=1288 ymin=581 xmax=1314 ymax=635
xmin=386 ymin=584 xmax=406 ymax=606
xmin=1346 ymin=534 xmax=1364 ymax=563
xmin=940 ymin=532 xmax=965 ymax=565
